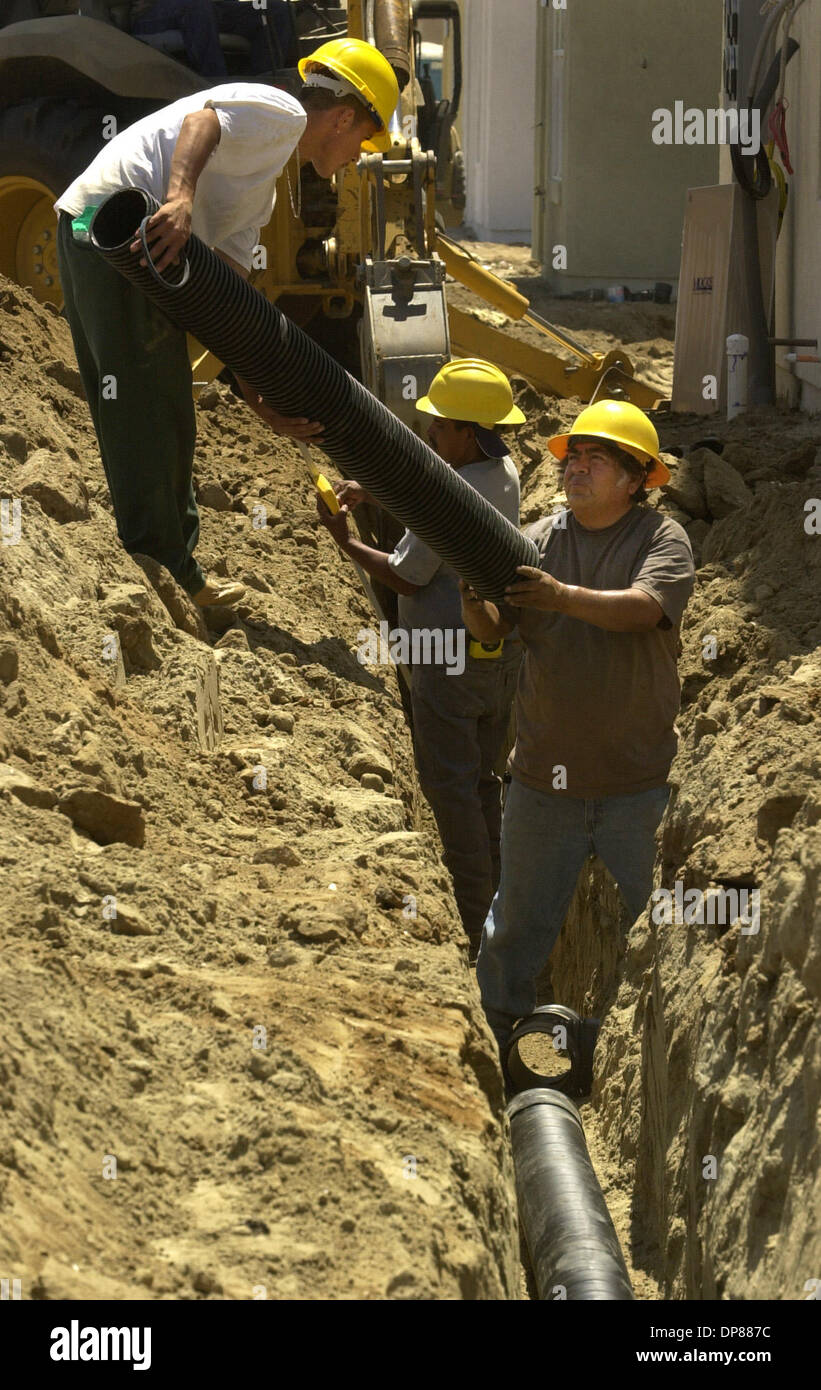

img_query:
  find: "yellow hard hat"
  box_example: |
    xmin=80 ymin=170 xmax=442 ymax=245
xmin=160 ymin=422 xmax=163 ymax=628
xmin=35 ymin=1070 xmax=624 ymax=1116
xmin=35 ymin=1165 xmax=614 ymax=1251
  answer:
xmin=547 ymin=400 xmax=670 ymax=487
xmin=299 ymin=38 xmax=399 ymax=153
xmin=416 ymin=358 xmax=526 ymax=427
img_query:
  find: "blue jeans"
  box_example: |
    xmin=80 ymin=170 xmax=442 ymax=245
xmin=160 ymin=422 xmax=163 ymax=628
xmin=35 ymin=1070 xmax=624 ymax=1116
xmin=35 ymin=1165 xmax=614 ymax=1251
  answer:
xmin=476 ymin=778 xmax=671 ymax=1047
xmin=132 ymin=0 xmax=228 ymax=77
xmin=132 ymin=0 xmax=294 ymax=76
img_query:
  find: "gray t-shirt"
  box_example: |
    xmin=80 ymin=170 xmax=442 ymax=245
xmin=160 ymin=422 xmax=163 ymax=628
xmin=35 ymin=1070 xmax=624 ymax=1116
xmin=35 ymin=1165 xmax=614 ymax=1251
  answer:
xmin=510 ymin=506 xmax=695 ymax=797
xmin=388 ymin=455 xmax=520 ymax=634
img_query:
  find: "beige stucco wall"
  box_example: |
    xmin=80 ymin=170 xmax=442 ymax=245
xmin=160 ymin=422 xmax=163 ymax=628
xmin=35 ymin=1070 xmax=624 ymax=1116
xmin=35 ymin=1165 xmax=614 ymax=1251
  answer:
xmin=534 ymin=0 xmax=724 ymax=290
xmin=460 ymin=0 xmax=537 ymax=240
xmin=772 ymin=3 xmax=821 ymax=411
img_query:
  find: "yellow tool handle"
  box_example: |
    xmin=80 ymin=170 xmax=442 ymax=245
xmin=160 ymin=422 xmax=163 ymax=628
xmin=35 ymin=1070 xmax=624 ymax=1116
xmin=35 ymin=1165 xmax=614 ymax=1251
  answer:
xmin=297 ymin=440 xmax=340 ymax=515
xmin=469 ymin=638 xmax=504 ymax=660
xmin=314 ymin=471 xmax=340 ymax=515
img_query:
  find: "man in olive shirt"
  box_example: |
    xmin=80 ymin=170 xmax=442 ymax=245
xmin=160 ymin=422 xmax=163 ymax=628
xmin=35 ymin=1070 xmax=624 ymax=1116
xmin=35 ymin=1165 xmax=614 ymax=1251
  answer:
xmin=460 ymin=400 xmax=695 ymax=1053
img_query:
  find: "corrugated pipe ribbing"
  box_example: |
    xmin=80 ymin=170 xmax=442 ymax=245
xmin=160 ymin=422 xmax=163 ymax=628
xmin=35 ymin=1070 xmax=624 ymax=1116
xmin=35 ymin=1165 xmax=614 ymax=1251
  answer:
xmin=89 ymin=188 xmax=539 ymax=601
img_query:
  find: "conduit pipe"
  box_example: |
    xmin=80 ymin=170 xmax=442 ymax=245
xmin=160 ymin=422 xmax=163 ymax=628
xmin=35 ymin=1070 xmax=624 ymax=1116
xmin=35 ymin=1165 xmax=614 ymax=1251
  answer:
xmin=506 ymin=1004 xmax=600 ymax=1098
xmin=89 ymin=189 xmax=538 ymax=602
xmin=508 ymin=1090 xmax=634 ymax=1301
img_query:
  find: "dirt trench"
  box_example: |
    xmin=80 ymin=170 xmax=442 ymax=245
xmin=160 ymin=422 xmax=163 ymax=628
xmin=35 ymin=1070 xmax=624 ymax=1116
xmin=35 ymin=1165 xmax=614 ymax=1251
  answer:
xmin=2 ymin=245 xmax=819 ymax=1301
xmin=458 ymin=244 xmax=820 ymax=1299
xmin=491 ymin=247 xmax=820 ymax=1297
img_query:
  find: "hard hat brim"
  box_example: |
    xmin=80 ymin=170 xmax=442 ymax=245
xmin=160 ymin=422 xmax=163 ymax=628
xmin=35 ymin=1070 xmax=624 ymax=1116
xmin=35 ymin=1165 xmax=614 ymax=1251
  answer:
xmin=360 ymin=127 xmax=394 ymax=153
xmin=417 ymin=395 xmax=525 ymax=426
xmin=547 ymin=431 xmax=671 ymax=488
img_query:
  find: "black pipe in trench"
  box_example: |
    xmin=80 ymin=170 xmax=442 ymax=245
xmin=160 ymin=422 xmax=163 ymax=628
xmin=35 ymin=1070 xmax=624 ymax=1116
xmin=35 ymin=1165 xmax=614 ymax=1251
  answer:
xmin=508 ymin=1089 xmax=634 ymax=1301
xmin=89 ymin=189 xmax=539 ymax=602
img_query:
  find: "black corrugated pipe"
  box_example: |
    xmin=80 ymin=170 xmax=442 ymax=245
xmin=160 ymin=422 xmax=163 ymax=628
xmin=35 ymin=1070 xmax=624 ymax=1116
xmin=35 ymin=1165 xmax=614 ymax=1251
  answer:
xmin=89 ymin=189 xmax=538 ymax=602
xmin=508 ymin=1090 xmax=634 ymax=1301
xmin=506 ymin=1004 xmax=600 ymax=1098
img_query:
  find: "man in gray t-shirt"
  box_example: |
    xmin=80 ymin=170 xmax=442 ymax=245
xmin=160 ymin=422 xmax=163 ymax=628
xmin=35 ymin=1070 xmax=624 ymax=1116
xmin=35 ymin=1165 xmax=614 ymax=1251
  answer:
xmin=317 ymin=359 xmax=524 ymax=957
xmin=460 ymin=400 xmax=695 ymax=1059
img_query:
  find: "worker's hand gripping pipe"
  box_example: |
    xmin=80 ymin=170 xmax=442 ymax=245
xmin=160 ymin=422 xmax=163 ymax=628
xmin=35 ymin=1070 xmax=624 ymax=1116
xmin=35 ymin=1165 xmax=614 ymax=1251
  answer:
xmin=89 ymin=189 xmax=539 ymax=601
xmin=508 ymin=1090 xmax=634 ymax=1301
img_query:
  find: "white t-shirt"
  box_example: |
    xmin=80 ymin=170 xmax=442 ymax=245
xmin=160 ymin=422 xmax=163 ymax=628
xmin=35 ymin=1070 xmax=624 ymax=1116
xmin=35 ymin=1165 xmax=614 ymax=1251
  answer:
xmin=55 ymin=83 xmax=306 ymax=270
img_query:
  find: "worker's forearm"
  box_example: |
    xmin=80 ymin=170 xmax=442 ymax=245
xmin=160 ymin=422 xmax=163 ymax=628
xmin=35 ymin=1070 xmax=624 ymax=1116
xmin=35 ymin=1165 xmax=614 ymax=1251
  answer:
xmin=338 ymin=537 xmax=417 ymax=595
xmin=557 ymin=584 xmax=662 ymax=631
xmin=167 ymin=109 xmax=221 ymax=203
xmin=461 ymin=598 xmax=513 ymax=642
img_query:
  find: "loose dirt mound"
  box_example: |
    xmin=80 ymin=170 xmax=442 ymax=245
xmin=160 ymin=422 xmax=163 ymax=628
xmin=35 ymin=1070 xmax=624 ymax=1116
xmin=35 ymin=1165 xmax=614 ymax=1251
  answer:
xmin=0 ymin=279 xmax=519 ymax=1301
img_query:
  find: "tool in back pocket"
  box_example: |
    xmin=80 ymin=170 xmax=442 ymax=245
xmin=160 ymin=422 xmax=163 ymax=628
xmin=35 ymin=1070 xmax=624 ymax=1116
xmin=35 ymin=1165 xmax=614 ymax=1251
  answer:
xmin=70 ymin=205 xmax=100 ymax=244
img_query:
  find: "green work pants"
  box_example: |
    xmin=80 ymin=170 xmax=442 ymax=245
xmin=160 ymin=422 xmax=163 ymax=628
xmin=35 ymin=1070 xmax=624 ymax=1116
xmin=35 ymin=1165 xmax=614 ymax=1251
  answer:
xmin=57 ymin=211 xmax=204 ymax=595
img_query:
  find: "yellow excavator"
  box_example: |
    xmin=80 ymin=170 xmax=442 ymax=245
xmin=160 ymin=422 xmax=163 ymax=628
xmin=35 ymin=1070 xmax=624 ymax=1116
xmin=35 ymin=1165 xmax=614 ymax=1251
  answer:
xmin=0 ymin=0 xmax=659 ymax=417
xmin=0 ymin=0 xmax=660 ymax=676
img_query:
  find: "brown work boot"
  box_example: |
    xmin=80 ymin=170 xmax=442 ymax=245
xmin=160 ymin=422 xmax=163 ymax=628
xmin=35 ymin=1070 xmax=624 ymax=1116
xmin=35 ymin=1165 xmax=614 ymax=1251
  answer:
xmin=191 ymin=578 xmax=247 ymax=608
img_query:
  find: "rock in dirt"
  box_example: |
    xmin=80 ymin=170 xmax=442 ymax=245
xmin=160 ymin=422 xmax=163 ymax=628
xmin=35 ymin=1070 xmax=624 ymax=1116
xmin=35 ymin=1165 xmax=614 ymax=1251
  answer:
xmin=684 ymin=517 xmax=711 ymax=565
xmin=663 ymin=456 xmax=707 ymax=519
xmin=720 ymin=441 xmax=770 ymax=478
xmin=109 ymin=904 xmax=155 ymax=937
xmin=99 ymin=583 xmax=152 ymax=618
xmin=198 ymin=481 xmax=232 ymax=511
xmin=0 ymin=425 xmax=28 ymax=461
xmin=131 ymin=554 xmax=209 ymax=642
xmin=102 ymin=614 xmax=161 ymax=673
xmin=348 ymin=750 xmax=393 ymax=782
xmin=196 ymin=385 xmax=221 ymax=410
xmin=0 ymin=762 xmax=56 ymax=808
xmin=0 ymin=641 xmax=19 ymax=683
xmin=703 ymin=454 xmax=754 ymax=519
xmin=757 ymin=792 xmax=806 ymax=844
xmin=252 ymin=842 xmax=302 ymax=867
xmin=777 ymin=440 xmax=817 ymax=477
xmin=215 ymin=629 xmax=250 ymax=652
xmin=201 ymin=604 xmax=237 ymax=635
xmin=42 ymin=359 xmax=86 ymax=398
xmin=19 ymin=449 xmax=90 ymax=523
xmin=58 ymin=787 xmax=146 ymax=847
xmin=375 ymin=831 xmax=425 ymax=859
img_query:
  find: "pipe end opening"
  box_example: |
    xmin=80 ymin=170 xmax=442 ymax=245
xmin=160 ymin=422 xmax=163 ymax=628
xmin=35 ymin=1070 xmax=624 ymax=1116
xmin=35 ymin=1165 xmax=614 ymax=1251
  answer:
xmin=90 ymin=189 xmax=153 ymax=252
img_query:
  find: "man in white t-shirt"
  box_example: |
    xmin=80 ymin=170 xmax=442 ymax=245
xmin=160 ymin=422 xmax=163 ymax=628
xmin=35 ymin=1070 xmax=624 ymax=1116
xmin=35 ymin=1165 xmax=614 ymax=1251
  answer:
xmin=55 ymin=38 xmax=399 ymax=606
